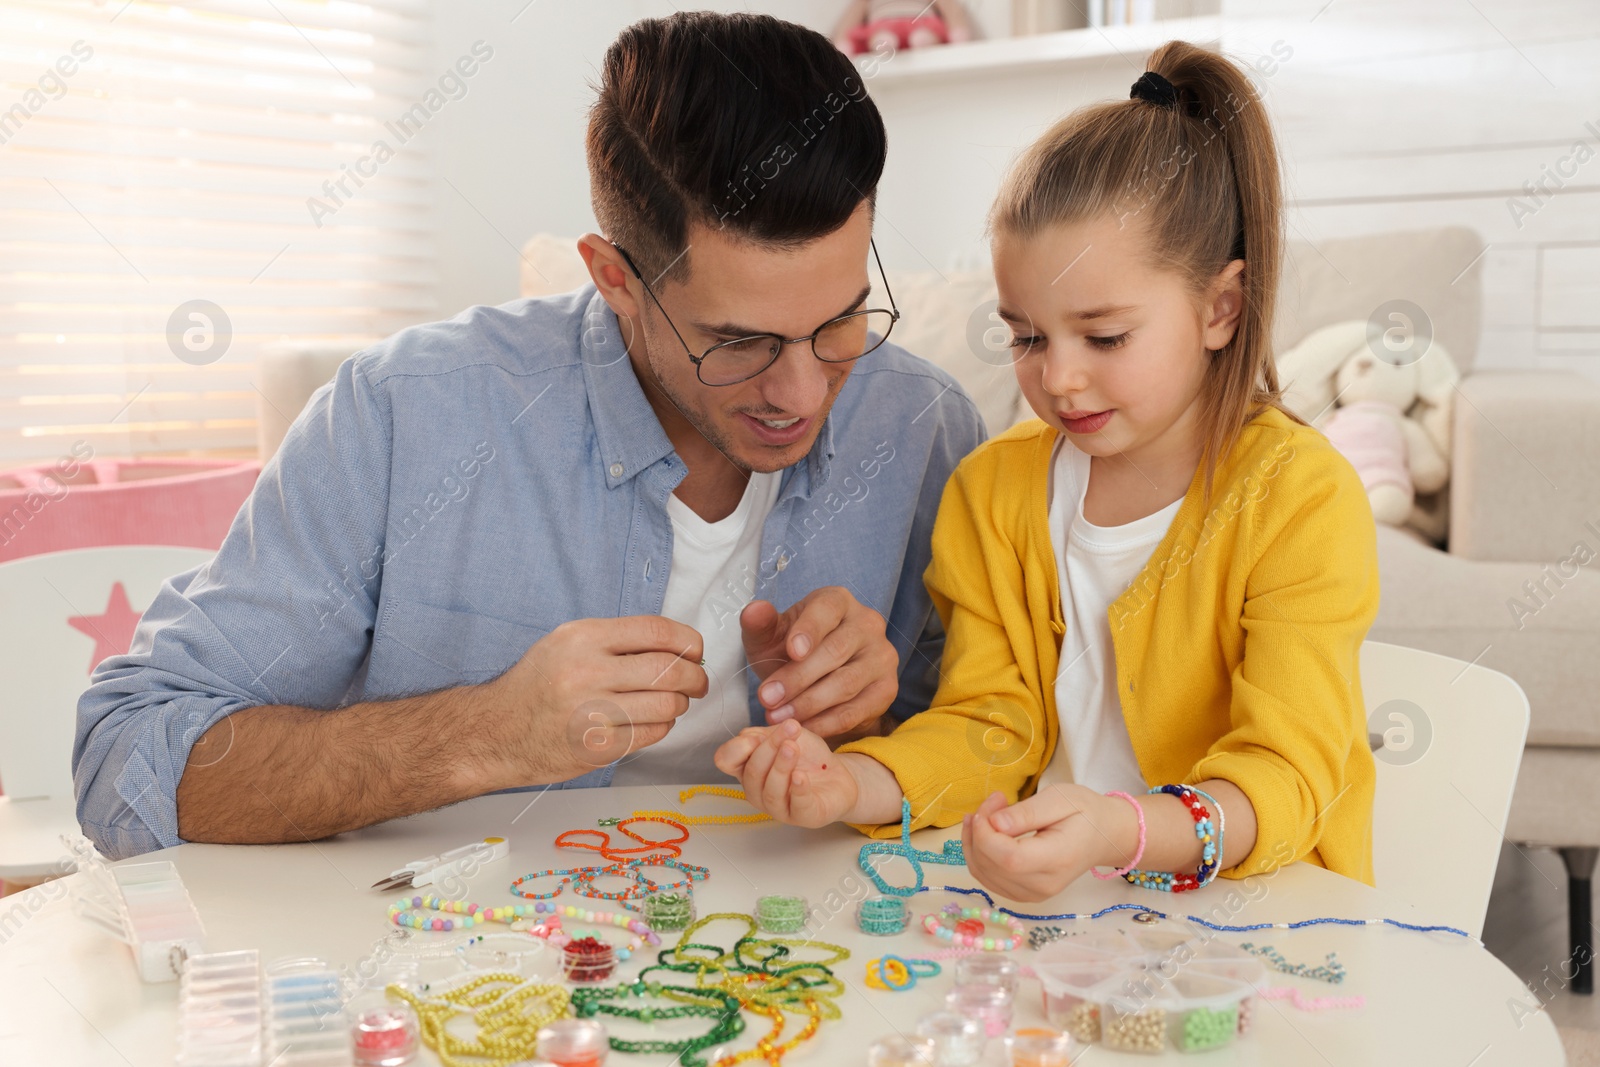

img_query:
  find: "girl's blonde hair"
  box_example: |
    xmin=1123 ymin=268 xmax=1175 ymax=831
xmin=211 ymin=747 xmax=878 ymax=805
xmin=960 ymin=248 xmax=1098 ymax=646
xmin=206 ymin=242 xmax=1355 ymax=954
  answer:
xmin=990 ymin=40 xmax=1301 ymax=500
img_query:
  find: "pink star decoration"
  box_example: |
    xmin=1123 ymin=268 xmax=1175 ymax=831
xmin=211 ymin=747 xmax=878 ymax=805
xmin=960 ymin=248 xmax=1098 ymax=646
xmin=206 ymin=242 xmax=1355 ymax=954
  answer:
xmin=67 ymin=581 xmax=145 ymax=675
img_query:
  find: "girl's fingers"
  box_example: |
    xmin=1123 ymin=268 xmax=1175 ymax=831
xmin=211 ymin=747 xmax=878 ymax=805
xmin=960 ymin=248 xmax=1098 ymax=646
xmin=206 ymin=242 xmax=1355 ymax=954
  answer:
xmin=760 ymin=737 xmax=800 ymax=818
xmin=712 ymin=733 xmax=761 ymax=776
xmin=738 ymin=728 xmax=782 ymax=801
xmin=987 ymin=785 xmax=1083 ymax=836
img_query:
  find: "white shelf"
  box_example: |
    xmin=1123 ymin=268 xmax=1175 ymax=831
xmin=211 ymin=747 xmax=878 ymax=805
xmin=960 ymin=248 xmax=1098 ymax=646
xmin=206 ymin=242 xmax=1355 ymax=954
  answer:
xmin=854 ymin=16 xmax=1223 ymax=85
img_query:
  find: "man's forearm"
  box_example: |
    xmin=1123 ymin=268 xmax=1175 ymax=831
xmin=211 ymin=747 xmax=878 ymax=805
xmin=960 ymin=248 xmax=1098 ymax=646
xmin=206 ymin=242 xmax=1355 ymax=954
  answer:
xmin=175 ymin=682 xmax=521 ymax=844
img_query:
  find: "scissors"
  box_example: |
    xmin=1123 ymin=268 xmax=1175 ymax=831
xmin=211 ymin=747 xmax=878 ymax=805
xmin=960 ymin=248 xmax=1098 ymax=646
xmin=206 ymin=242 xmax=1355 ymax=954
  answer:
xmin=371 ymin=837 xmax=509 ymax=891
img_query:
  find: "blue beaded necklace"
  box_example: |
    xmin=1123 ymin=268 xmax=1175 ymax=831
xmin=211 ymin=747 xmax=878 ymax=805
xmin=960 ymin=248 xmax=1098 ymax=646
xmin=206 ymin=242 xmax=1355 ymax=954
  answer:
xmin=926 ymin=885 xmax=1477 ymax=943
xmin=857 ymin=799 xmax=967 ymax=897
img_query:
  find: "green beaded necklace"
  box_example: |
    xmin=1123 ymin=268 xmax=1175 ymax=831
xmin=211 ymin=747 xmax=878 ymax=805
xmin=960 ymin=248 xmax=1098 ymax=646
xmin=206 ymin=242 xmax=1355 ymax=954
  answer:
xmin=569 ymin=978 xmax=743 ymax=1065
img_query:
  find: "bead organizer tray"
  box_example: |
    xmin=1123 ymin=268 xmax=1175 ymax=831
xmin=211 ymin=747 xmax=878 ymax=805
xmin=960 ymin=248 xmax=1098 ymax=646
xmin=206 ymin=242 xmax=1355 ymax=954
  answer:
xmin=1032 ymin=927 xmax=1268 ymax=1055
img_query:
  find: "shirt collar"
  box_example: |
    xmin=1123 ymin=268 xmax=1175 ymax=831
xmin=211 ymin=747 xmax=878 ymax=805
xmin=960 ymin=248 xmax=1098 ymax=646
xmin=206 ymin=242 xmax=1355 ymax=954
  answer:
xmin=579 ymin=286 xmax=837 ymax=495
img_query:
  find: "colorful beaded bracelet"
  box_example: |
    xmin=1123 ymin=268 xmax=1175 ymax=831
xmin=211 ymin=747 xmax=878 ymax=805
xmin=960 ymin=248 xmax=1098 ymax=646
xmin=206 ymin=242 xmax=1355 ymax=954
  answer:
xmin=556 ymin=903 xmax=660 ymax=947
xmin=389 ymin=894 xmax=563 ymax=934
xmin=1121 ymin=784 xmax=1219 ymax=893
xmin=922 ymin=904 xmax=1025 ymax=951
xmin=865 ymin=955 xmax=940 ymax=991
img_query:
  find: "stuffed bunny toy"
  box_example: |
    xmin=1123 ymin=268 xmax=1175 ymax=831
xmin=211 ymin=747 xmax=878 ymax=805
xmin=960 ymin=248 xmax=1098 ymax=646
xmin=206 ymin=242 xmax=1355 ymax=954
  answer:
xmin=832 ymin=0 xmax=974 ymax=55
xmin=1276 ymin=319 xmax=1459 ymax=539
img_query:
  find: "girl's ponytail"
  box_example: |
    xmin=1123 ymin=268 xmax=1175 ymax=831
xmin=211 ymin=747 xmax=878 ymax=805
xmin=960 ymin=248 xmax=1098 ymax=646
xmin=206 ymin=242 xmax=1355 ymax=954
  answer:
xmin=992 ymin=40 xmax=1298 ymax=500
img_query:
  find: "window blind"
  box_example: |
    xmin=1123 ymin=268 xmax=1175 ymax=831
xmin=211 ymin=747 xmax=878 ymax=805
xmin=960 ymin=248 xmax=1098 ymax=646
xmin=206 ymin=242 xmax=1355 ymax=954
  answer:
xmin=0 ymin=0 xmax=437 ymax=464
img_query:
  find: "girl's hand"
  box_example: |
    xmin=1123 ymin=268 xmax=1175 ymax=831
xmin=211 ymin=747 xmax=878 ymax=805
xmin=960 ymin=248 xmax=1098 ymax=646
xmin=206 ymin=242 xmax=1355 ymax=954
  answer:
xmin=713 ymin=719 xmax=860 ymax=828
xmin=962 ymin=786 xmax=1136 ymax=902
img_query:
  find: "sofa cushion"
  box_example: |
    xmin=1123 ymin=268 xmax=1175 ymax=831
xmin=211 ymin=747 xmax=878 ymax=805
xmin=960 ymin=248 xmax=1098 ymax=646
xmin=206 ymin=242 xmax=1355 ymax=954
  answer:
xmin=1276 ymin=226 xmax=1484 ymax=375
xmin=1371 ymin=525 xmax=1600 ymax=747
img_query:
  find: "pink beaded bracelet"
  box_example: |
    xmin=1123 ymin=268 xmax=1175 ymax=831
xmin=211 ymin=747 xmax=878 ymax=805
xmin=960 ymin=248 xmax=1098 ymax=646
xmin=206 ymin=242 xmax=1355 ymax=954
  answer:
xmin=1092 ymin=791 xmax=1147 ymax=880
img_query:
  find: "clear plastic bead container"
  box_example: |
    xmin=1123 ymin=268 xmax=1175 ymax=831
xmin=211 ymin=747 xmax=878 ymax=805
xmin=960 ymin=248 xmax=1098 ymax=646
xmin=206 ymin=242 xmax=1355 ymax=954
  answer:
xmin=639 ymin=883 xmax=696 ymax=933
xmin=914 ymin=1010 xmax=985 ymax=1067
xmin=351 ymin=1004 xmax=418 ymax=1067
xmin=944 ymin=981 xmax=1014 ymax=1038
xmin=866 ymin=1034 xmax=937 ymax=1066
xmin=176 ymin=949 xmax=262 ymax=1067
xmin=264 ymin=957 xmax=353 ymax=1066
xmin=754 ymin=894 xmax=809 ymax=934
xmin=1032 ymin=927 xmax=1266 ymax=1055
xmin=1009 ymin=1027 xmax=1074 ymax=1067
xmin=561 ymin=938 xmax=619 ymax=984
xmin=953 ymin=954 xmax=1020 ymax=994
xmin=537 ymin=1018 xmax=610 ymax=1066
xmin=856 ymin=896 xmax=910 ymax=936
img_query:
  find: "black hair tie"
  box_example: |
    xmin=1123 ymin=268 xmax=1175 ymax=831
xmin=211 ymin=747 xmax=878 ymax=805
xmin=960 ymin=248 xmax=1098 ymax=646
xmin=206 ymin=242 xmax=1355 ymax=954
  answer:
xmin=1130 ymin=70 xmax=1179 ymax=110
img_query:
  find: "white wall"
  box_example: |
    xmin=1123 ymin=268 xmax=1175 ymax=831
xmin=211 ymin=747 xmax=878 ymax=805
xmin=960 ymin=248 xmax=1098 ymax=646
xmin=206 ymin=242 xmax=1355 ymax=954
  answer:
xmin=424 ymin=0 xmax=1600 ymax=381
xmin=424 ymin=1 xmax=845 ymax=317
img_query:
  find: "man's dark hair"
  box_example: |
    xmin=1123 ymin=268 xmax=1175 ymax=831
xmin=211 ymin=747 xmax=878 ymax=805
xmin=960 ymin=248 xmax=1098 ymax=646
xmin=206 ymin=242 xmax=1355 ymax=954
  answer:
xmin=587 ymin=11 xmax=887 ymax=285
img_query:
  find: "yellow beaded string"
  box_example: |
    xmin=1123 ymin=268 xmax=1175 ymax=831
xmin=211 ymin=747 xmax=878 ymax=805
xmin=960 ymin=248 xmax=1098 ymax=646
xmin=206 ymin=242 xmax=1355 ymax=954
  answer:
xmin=386 ymin=973 xmax=570 ymax=1067
xmin=631 ymin=785 xmax=772 ymax=826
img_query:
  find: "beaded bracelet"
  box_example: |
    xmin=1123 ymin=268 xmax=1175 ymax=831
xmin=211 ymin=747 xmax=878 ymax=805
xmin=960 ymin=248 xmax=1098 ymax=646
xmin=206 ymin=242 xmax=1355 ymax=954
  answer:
xmin=556 ymin=903 xmax=660 ymax=947
xmin=865 ymin=955 xmax=940 ymax=991
xmin=922 ymin=904 xmax=1025 ymax=951
xmin=1188 ymin=786 xmax=1227 ymax=885
xmin=1091 ymin=790 xmax=1147 ymax=880
xmin=389 ymin=894 xmax=563 ymax=934
xmin=1121 ymin=784 xmax=1218 ymax=893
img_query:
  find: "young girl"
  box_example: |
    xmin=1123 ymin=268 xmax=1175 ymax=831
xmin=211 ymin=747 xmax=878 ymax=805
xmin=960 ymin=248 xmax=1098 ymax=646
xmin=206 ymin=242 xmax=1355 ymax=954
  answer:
xmin=714 ymin=41 xmax=1379 ymax=901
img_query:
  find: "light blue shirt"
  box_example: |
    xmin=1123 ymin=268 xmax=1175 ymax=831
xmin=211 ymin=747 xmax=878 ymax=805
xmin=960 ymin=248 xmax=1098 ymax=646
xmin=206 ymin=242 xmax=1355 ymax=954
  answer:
xmin=73 ymin=287 xmax=986 ymax=858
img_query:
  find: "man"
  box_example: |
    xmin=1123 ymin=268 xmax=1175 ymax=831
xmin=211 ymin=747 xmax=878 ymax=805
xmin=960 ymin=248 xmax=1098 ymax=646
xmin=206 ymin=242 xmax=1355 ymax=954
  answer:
xmin=73 ymin=11 xmax=984 ymax=858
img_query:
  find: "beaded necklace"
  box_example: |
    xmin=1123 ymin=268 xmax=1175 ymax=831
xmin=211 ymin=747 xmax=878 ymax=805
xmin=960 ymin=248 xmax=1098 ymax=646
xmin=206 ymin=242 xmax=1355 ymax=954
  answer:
xmin=386 ymin=972 xmax=570 ymax=1067
xmin=930 ymin=884 xmax=1478 ymax=943
xmin=628 ymin=785 xmax=774 ymax=826
xmin=641 ymin=912 xmax=848 ymax=1063
xmin=858 ymin=798 xmax=967 ymax=897
xmin=569 ymin=978 xmax=744 ymax=1065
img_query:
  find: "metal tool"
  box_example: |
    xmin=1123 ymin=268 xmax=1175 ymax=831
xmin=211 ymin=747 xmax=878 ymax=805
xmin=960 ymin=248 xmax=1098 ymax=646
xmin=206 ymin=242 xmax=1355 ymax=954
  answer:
xmin=371 ymin=836 xmax=509 ymax=891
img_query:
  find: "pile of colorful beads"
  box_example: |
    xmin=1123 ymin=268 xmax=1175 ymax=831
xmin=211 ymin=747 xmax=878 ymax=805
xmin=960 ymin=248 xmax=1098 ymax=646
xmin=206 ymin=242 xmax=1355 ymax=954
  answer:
xmin=754 ymin=894 xmax=808 ymax=934
xmin=857 ymin=896 xmax=909 ymax=936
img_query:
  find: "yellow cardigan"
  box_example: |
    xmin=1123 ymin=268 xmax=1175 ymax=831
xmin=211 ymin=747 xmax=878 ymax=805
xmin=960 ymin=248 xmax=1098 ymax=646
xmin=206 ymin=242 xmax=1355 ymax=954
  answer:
xmin=840 ymin=407 xmax=1380 ymax=885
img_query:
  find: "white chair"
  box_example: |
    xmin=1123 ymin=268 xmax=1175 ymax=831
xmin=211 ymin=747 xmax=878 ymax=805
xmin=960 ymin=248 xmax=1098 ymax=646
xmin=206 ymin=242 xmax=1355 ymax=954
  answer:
xmin=1364 ymin=640 xmax=1530 ymax=940
xmin=0 ymin=545 xmax=215 ymax=884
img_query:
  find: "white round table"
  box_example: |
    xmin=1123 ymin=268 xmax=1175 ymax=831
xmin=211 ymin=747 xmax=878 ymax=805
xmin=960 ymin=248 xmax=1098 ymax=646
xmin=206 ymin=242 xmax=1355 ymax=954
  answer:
xmin=0 ymin=786 xmax=1563 ymax=1065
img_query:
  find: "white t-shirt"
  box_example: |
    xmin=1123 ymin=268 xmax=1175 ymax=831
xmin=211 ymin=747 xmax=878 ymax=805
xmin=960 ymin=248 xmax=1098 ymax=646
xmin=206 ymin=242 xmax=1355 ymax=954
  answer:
xmin=1037 ymin=440 xmax=1181 ymax=795
xmin=610 ymin=469 xmax=782 ymax=786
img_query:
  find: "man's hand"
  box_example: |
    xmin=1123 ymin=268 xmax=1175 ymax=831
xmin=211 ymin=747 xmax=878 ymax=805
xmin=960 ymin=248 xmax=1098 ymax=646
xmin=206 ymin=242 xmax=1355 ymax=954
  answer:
xmin=485 ymin=615 xmax=708 ymax=785
xmin=739 ymin=587 xmax=899 ymax=737
xmin=962 ymin=786 xmax=1138 ymax=902
xmin=714 ymin=720 xmax=861 ymax=828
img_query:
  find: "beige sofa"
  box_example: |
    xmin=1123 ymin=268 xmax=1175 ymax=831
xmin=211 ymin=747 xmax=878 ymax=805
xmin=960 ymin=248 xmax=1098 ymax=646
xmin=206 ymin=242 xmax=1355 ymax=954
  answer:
xmin=521 ymin=226 xmax=1600 ymax=990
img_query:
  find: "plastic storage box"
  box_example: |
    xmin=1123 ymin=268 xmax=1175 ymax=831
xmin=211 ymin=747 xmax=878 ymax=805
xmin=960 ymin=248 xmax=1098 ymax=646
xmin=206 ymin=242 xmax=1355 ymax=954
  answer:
xmin=1032 ymin=926 xmax=1267 ymax=1055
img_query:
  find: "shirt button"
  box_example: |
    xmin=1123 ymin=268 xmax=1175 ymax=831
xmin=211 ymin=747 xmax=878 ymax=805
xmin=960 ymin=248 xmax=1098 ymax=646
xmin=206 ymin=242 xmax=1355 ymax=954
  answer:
xmin=608 ymin=462 xmax=624 ymax=478
xmin=776 ymin=554 xmax=789 ymax=571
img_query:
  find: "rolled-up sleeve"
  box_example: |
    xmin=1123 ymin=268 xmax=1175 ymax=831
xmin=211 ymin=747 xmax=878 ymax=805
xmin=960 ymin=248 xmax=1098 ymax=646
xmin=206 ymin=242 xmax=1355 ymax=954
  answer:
xmin=73 ymin=356 xmax=394 ymax=857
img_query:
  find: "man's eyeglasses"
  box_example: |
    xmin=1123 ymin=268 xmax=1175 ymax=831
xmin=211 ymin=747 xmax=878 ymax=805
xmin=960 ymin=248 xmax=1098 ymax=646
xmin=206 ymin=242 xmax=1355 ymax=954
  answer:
xmin=612 ymin=239 xmax=900 ymax=387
